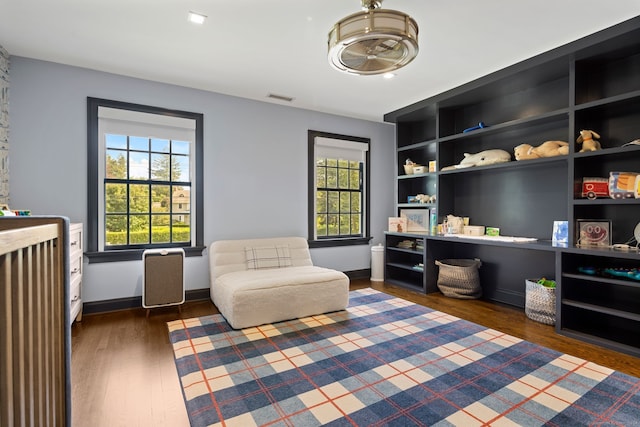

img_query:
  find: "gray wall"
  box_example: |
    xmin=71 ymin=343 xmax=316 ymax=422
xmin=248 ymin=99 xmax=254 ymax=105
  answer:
xmin=8 ymin=56 xmax=395 ymax=303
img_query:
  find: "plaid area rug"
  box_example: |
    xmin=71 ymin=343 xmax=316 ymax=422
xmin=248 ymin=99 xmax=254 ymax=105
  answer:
xmin=168 ymin=288 xmax=640 ymax=426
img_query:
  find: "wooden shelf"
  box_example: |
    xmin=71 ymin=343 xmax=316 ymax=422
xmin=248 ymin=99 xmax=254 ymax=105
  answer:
xmin=385 ymin=16 xmax=640 ymax=357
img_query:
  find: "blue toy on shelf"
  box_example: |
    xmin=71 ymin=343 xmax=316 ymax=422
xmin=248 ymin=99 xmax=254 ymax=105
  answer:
xmin=463 ymin=122 xmax=488 ymax=133
xmin=604 ymin=268 xmax=640 ymax=281
xmin=578 ymin=266 xmax=640 ymax=282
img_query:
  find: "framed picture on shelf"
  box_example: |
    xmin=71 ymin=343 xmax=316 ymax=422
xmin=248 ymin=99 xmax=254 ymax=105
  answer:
xmin=400 ymin=209 xmax=429 ymax=232
xmin=576 ymin=219 xmax=611 ymax=247
xmin=388 ymin=217 xmax=408 ymax=233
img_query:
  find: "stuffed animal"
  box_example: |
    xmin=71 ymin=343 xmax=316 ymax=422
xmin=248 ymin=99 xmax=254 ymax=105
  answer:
xmin=577 ymin=130 xmax=602 ymax=152
xmin=442 ymin=149 xmax=511 ymax=170
xmin=514 ymin=140 xmax=569 ymax=160
xmin=414 ymin=194 xmax=436 ymax=203
xmin=514 ymin=144 xmax=539 ymax=160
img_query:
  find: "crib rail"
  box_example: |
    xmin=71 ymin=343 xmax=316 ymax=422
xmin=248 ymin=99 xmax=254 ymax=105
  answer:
xmin=0 ymin=217 xmax=70 ymax=427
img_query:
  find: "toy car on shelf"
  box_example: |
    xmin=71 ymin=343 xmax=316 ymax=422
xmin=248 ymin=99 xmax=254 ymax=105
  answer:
xmin=581 ymin=177 xmax=609 ymax=199
xmin=609 ymin=172 xmax=638 ymax=199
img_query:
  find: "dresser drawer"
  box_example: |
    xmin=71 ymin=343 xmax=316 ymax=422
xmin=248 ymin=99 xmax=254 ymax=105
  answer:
xmin=70 ymin=279 xmax=81 ymax=305
xmin=69 ymin=223 xmax=84 ymax=324
xmin=69 ymin=223 xmax=83 ymax=256
xmin=70 ymin=254 xmax=82 ymax=281
xmin=70 ymin=279 xmax=82 ymax=321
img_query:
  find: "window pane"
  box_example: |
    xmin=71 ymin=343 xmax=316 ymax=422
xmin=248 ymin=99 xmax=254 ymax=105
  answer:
xmin=327 ymin=191 xmax=339 ymax=213
xmin=316 ymin=158 xmax=326 ymax=167
xmin=151 ymin=215 xmax=170 ymax=244
xmin=173 ymin=154 xmax=189 ymax=182
xmin=316 ymin=165 xmax=326 ymax=188
xmin=349 ymin=169 xmax=360 ymax=190
xmin=105 ymin=183 xmax=127 ymax=213
xmin=129 ymin=184 xmax=149 ymax=213
xmin=338 ymin=159 xmax=349 ymax=168
xmin=172 ymin=140 xmax=190 ymax=155
xmin=105 ymin=215 xmax=127 ymax=246
xmin=327 ymin=159 xmax=337 ymax=167
xmin=172 ymin=215 xmax=190 ymax=242
xmin=316 ymin=214 xmax=327 ymax=237
xmin=129 ymin=215 xmax=149 ymax=244
xmin=106 ymin=134 xmax=127 ymax=149
xmin=339 ymin=191 xmax=350 ymax=212
xmin=338 ymin=168 xmax=349 ymax=189
xmin=151 ymin=138 xmax=170 ymax=153
xmin=326 ymin=167 xmax=337 ymax=188
xmin=327 ymin=214 xmax=339 ymax=235
xmin=339 ymin=214 xmax=350 ymax=234
xmin=351 ymin=192 xmax=361 ymax=212
xmin=316 ymin=190 xmax=327 ymax=214
xmin=151 ymin=213 xmax=170 ymax=227
xmin=351 ymin=214 xmax=361 ymax=234
xmin=129 ymin=151 xmax=149 ymax=180
xmin=151 ymin=184 xmax=170 ymax=213
xmin=173 ymin=188 xmax=190 ymax=213
xmin=151 ymin=153 xmax=170 ymax=181
xmin=106 ymin=149 xmax=127 ymax=179
xmin=129 ymin=136 xmax=148 ymax=151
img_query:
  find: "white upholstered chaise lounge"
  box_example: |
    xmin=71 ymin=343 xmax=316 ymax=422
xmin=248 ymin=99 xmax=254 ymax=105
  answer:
xmin=209 ymin=237 xmax=349 ymax=329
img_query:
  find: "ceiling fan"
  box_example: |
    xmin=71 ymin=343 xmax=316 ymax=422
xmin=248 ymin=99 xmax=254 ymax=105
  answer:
xmin=328 ymin=0 xmax=419 ymax=75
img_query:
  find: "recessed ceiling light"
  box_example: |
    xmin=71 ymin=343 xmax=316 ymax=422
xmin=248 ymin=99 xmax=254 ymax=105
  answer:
xmin=188 ymin=11 xmax=207 ymax=25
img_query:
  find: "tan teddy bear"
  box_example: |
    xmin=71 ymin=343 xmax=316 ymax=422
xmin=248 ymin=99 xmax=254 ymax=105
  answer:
xmin=514 ymin=140 xmax=569 ymax=160
xmin=514 ymin=143 xmax=539 ymax=160
xmin=577 ymin=130 xmax=602 ymax=152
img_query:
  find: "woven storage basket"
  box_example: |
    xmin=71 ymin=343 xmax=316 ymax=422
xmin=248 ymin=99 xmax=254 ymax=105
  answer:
xmin=525 ymin=279 xmax=556 ymax=325
xmin=435 ymin=259 xmax=482 ymax=299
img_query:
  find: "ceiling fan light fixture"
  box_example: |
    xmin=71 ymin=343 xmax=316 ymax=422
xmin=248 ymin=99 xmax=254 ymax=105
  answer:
xmin=328 ymin=0 xmax=418 ymax=75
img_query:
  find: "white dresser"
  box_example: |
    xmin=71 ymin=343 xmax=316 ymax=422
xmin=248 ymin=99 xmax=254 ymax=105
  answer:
xmin=69 ymin=222 xmax=83 ymax=323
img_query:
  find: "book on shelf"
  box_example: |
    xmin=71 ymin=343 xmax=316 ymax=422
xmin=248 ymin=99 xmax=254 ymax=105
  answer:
xmin=396 ymin=239 xmax=415 ymax=249
xmin=415 ymin=237 xmax=424 ymax=251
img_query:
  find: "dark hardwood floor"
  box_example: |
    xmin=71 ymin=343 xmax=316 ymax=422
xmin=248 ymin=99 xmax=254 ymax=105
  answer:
xmin=71 ymin=279 xmax=640 ymax=426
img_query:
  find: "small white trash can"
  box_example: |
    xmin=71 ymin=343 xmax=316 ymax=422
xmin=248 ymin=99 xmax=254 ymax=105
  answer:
xmin=371 ymin=244 xmax=384 ymax=282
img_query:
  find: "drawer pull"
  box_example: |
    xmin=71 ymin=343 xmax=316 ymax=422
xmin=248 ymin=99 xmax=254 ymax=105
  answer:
xmin=71 ymin=267 xmax=80 ymax=274
xmin=71 ymin=295 xmax=80 ymax=302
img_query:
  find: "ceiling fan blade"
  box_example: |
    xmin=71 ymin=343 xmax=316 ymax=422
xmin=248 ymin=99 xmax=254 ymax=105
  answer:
xmin=340 ymin=38 xmax=407 ymax=71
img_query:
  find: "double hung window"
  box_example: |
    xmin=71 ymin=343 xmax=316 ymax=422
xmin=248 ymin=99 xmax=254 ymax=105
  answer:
xmin=87 ymin=98 xmax=203 ymax=262
xmin=308 ymin=130 xmax=371 ymax=247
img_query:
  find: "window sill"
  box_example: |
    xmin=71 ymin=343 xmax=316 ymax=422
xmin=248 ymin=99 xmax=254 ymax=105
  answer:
xmin=85 ymin=246 xmax=206 ymax=263
xmin=308 ymin=237 xmax=372 ymax=249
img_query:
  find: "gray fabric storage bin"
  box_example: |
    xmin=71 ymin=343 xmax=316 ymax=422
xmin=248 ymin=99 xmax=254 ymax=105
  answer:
xmin=525 ymin=279 xmax=556 ymax=325
xmin=435 ymin=259 xmax=482 ymax=299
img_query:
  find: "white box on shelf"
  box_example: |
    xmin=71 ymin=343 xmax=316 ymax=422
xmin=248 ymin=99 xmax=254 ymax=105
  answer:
xmin=463 ymin=225 xmax=485 ymax=236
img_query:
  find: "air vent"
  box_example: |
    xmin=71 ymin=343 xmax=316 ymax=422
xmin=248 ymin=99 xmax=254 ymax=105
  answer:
xmin=267 ymin=93 xmax=294 ymax=102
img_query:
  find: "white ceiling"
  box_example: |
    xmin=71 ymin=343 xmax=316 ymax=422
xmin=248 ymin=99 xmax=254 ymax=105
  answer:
xmin=0 ymin=1 xmax=638 ymax=122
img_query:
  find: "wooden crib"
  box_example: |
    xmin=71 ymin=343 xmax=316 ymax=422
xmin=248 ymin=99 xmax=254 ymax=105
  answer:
xmin=0 ymin=216 xmax=71 ymax=427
